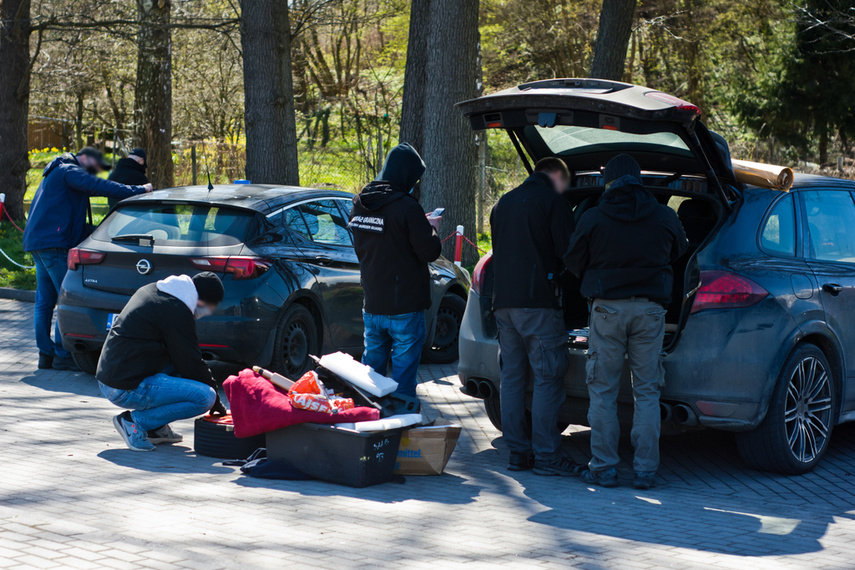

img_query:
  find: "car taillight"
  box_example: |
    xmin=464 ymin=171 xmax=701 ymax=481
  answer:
xmin=644 ymin=91 xmax=702 ymax=115
xmin=190 ymin=256 xmax=270 ymax=280
xmin=67 ymin=248 xmax=105 ymax=270
xmin=691 ymin=270 xmax=768 ymax=314
xmin=472 ymin=252 xmax=493 ymax=295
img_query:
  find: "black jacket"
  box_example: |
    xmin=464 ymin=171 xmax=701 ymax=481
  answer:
xmin=350 ymin=144 xmax=441 ymax=315
xmin=490 ymin=172 xmax=575 ymax=310
xmin=563 ymin=176 xmax=688 ymax=304
xmin=96 ymin=282 xmax=216 ymax=391
xmin=107 ymin=158 xmax=149 ymax=208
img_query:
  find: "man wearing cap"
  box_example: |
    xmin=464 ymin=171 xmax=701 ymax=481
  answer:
xmin=564 ymin=154 xmax=687 ymax=489
xmin=23 ymin=147 xmax=153 ymax=371
xmin=107 ymin=148 xmax=149 ymax=209
xmin=96 ymin=272 xmax=227 ymax=452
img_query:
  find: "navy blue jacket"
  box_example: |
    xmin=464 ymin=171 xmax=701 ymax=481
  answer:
xmin=23 ymin=154 xmax=147 ymax=252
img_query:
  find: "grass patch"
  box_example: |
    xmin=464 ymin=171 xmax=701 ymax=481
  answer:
xmin=0 ymin=223 xmax=36 ymax=290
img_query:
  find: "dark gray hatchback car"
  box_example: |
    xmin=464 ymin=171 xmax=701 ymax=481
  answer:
xmin=58 ymin=185 xmax=469 ymax=378
xmin=456 ymin=78 xmax=855 ymax=474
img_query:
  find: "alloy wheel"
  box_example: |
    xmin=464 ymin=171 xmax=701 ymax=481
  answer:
xmin=785 ymin=356 xmax=833 ymax=464
xmin=283 ymin=320 xmax=309 ymax=375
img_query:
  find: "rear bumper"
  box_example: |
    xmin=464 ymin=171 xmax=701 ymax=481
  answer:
xmin=457 ymin=290 xmax=793 ymax=432
xmin=58 ymin=271 xmax=279 ymax=365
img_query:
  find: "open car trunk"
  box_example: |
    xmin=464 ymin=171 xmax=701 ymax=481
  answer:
xmin=456 ymin=78 xmax=740 ymax=350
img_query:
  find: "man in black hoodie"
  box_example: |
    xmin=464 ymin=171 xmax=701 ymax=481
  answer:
xmin=564 ymin=154 xmax=687 ymax=489
xmin=107 ymin=148 xmax=149 ymax=208
xmin=491 ymin=157 xmax=577 ymax=476
xmin=350 ymin=143 xmax=442 ymax=398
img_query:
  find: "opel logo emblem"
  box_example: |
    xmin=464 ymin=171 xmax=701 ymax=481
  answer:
xmin=136 ymin=259 xmax=152 ymax=275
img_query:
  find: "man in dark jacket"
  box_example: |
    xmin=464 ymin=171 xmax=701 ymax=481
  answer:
xmin=349 ymin=143 xmax=442 ymax=398
xmin=23 ymin=147 xmax=152 ymax=371
xmin=564 ymin=154 xmax=687 ymax=489
xmin=490 ymin=157 xmax=577 ymax=476
xmin=97 ymin=272 xmax=226 ymax=452
xmin=107 ymin=148 xmax=149 ymax=208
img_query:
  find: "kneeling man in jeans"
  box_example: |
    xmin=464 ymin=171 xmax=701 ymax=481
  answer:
xmin=97 ymin=272 xmax=227 ymax=451
xmin=564 ymin=154 xmax=687 ymax=489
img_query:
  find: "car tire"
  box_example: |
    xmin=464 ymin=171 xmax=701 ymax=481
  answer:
xmin=483 ymin=393 xmax=571 ymax=435
xmin=269 ymin=304 xmax=319 ymax=379
xmin=422 ymin=294 xmax=466 ymax=364
xmin=736 ymin=343 xmax=836 ymax=474
xmin=70 ymin=350 xmax=99 ymax=375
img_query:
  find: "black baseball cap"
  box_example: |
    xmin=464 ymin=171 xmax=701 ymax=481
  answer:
xmin=129 ymin=148 xmax=147 ymax=164
xmin=193 ymin=272 xmax=225 ymax=305
xmin=76 ymin=146 xmax=112 ymax=171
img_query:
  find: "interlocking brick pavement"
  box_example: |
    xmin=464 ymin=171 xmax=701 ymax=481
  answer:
xmin=2 ymin=297 xmax=855 ymax=568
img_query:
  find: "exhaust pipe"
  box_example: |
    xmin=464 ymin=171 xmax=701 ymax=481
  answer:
xmin=673 ymin=404 xmax=699 ymax=427
xmin=478 ymin=380 xmax=494 ymax=400
xmin=73 ymin=341 xmax=87 ymax=351
xmin=460 ymin=378 xmax=480 ymax=398
xmin=660 ymin=402 xmax=673 ymax=422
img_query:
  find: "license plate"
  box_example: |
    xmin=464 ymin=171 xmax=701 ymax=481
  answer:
xmin=106 ymin=313 xmax=119 ymax=331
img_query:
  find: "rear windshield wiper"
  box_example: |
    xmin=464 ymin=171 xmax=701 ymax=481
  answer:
xmin=112 ymin=234 xmax=155 ymax=246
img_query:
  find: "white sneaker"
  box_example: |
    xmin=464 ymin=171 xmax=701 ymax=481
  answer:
xmin=147 ymin=424 xmax=183 ymax=444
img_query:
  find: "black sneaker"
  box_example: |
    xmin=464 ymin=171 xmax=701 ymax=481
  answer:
xmin=52 ymin=356 xmax=80 ymax=372
xmin=507 ymin=452 xmax=534 ymax=472
xmin=533 ymin=456 xmax=584 ymax=477
xmin=38 ymin=353 xmax=54 ymax=370
xmin=633 ymin=471 xmax=657 ymax=490
xmin=580 ymin=467 xmax=619 ymax=488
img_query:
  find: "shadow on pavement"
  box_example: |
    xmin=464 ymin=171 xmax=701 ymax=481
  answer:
xmin=98 ymin=445 xmax=234 ymax=474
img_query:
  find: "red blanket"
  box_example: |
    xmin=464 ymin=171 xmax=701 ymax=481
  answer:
xmin=223 ymin=368 xmax=380 ymax=438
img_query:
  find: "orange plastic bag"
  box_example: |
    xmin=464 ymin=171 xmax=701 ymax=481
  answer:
xmin=288 ymin=371 xmax=355 ymax=414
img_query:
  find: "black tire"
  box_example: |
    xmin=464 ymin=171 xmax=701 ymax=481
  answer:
xmin=269 ymin=304 xmax=319 ymax=378
xmin=482 ymin=393 xmax=571 ymax=435
xmin=484 ymin=394 xmax=503 ymax=430
xmin=422 ymin=294 xmax=466 ymax=364
xmin=71 ymin=350 xmax=99 ymax=375
xmin=736 ymin=344 xmax=836 ymax=474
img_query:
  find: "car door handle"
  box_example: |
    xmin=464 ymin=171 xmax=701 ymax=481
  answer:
xmin=823 ymin=283 xmax=844 ymax=295
xmin=314 ymin=255 xmax=333 ymax=266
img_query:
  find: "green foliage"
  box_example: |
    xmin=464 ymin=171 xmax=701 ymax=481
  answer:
xmin=0 ymin=224 xmax=35 ymax=290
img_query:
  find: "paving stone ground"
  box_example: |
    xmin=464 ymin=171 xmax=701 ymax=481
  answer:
xmin=2 ymin=297 xmax=855 ymax=568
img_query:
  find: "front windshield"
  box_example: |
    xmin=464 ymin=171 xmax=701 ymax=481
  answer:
xmin=530 ymin=125 xmax=691 ymax=157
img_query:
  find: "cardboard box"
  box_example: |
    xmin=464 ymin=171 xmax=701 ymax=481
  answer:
xmin=394 ymin=418 xmax=462 ymax=475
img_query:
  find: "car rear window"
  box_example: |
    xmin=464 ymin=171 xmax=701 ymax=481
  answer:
xmin=91 ymin=203 xmax=255 ymax=247
xmin=528 ymin=125 xmax=691 ymax=157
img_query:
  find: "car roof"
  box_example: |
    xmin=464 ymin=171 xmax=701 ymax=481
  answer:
xmin=119 ymin=184 xmax=355 ymax=213
xmin=790 ymin=173 xmax=855 ymax=190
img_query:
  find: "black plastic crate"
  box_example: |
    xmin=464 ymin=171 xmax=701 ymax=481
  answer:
xmin=194 ymin=417 xmax=266 ymax=460
xmin=266 ymin=423 xmax=403 ymax=488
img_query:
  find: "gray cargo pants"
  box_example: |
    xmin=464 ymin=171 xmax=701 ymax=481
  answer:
xmin=495 ymin=308 xmax=569 ymax=462
xmin=586 ymin=298 xmax=667 ymax=473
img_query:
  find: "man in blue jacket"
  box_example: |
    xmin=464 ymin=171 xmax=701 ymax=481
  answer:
xmin=23 ymin=147 xmax=152 ymax=371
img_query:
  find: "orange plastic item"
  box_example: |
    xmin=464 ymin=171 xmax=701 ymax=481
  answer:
xmin=288 ymin=371 xmax=355 ymax=414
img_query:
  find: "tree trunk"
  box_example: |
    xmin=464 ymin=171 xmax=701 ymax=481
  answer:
xmin=420 ymin=0 xmax=480 ymax=265
xmin=134 ymin=0 xmax=174 ymax=189
xmin=240 ymin=0 xmax=300 ymax=185
xmin=0 ymin=0 xmax=32 ymax=220
xmin=590 ymin=0 xmax=637 ymax=81
xmin=399 ymin=0 xmax=431 ymax=153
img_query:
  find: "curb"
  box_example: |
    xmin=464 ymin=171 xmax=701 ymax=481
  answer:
xmin=0 ymin=288 xmax=35 ymax=302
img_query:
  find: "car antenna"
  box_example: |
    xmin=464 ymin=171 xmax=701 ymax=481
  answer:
xmin=204 ymin=156 xmax=214 ymax=195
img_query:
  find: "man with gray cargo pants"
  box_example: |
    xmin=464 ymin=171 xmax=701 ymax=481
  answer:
xmin=490 ymin=157 xmax=578 ymax=476
xmin=564 ymin=154 xmax=687 ymax=489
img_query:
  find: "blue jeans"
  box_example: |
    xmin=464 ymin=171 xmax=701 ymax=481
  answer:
xmin=99 ymin=374 xmax=217 ymax=432
xmin=362 ymin=311 xmax=426 ymax=398
xmin=32 ymin=249 xmax=70 ymax=359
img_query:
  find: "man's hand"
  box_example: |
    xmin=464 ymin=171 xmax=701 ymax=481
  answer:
xmin=142 ymin=183 xmax=153 ymax=193
xmin=426 ymin=213 xmax=442 ymax=232
xmin=209 ymin=394 xmax=227 ymax=417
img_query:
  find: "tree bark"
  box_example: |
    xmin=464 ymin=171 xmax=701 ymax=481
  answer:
xmin=134 ymin=0 xmax=174 ymax=189
xmin=399 ymin=0 xmax=431 ymax=153
xmin=590 ymin=0 xmax=637 ymax=81
xmin=420 ymin=0 xmax=480 ymax=265
xmin=240 ymin=0 xmax=300 ymax=185
xmin=0 ymin=0 xmax=32 ymax=220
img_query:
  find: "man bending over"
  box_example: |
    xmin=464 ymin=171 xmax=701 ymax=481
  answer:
xmin=96 ymin=272 xmax=227 ymax=451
